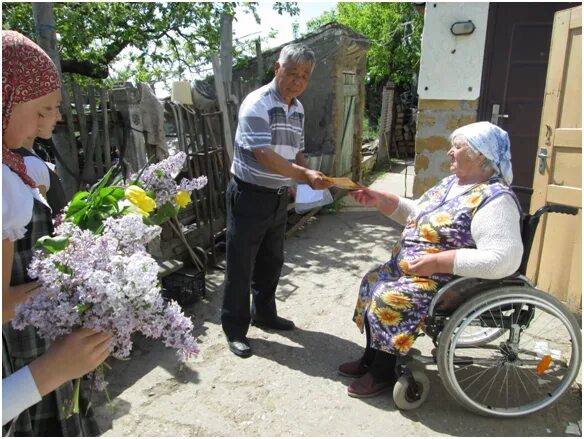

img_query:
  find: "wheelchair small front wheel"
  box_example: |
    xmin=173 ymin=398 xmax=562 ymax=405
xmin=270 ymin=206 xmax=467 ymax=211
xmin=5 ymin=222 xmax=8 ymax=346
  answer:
xmin=393 ymin=370 xmax=430 ymax=410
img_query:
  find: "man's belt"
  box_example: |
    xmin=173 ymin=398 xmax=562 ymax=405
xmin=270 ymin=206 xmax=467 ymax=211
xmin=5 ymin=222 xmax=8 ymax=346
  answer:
xmin=233 ymin=176 xmax=288 ymax=195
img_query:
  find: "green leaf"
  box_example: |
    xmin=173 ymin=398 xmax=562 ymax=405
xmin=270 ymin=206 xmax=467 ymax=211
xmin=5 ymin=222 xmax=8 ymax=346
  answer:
xmin=35 ymin=236 xmax=70 ymax=253
xmin=54 ymin=261 xmax=74 ymax=275
xmin=74 ymin=303 xmax=93 ymax=313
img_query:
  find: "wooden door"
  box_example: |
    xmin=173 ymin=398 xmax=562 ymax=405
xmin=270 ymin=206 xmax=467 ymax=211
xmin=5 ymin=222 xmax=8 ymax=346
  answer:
xmin=478 ymin=2 xmax=574 ymax=212
xmin=528 ymin=6 xmax=582 ymax=310
xmin=338 ymin=72 xmax=357 ymax=176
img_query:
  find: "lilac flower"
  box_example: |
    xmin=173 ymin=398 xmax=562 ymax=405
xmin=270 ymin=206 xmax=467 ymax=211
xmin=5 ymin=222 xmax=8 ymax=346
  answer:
xmin=132 ymin=151 xmax=207 ymax=207
xmin=14 ymin=214 xmax=199 ymax=369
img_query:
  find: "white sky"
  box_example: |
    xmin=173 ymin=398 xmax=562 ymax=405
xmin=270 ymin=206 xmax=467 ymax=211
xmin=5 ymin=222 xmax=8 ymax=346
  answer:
xmin=233 ymin=2 xmax=337 ymax=50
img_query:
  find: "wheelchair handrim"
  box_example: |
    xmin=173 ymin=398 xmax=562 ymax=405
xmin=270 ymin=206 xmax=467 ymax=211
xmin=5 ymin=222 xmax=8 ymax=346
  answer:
xmin=445 ymin=293 xmax=581 ymax=417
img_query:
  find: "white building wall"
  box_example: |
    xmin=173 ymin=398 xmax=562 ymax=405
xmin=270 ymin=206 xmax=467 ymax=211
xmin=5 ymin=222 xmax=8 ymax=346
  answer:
xmin=417 ymin=2 xmax=490 ymax=100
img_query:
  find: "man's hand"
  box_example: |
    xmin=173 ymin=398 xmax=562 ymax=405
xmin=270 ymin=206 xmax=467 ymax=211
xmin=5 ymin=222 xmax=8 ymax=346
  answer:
xmin=305 ymin=170 xmax=334 ymax=190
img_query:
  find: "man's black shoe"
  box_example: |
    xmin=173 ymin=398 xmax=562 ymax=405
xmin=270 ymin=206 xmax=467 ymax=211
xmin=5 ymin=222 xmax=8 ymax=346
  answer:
xmin=227 ymin=337 xmax=252 ymax=358
xmin=251 ymin=316 xmax=295 ymax=331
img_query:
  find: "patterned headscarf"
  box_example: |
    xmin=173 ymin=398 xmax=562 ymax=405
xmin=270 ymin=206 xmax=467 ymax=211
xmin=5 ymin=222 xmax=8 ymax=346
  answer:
xmin=2 ymin=30 xmax=61 ymax=187
xmin=452 ymin=121 xmax=513 ymax=185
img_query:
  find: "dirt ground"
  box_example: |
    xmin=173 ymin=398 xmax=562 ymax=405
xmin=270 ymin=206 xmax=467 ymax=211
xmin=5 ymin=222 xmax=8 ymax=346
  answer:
xmin=93 ymin=207 xmax=582 ymax=437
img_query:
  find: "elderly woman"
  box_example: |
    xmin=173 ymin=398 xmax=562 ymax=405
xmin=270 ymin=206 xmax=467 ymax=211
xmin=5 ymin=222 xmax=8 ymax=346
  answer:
xmin=341 ymin=121 xmax=522 ymax=398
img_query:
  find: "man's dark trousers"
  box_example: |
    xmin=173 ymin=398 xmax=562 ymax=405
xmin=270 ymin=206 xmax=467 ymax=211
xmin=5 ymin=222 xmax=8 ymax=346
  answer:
xmin=221 ymin=177 xmax=289 ymax=339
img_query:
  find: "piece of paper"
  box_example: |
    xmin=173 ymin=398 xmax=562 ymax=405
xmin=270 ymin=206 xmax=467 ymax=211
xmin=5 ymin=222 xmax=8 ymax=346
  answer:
xmin=296 ymin=184 xmax=325 ymax=203
xmin=324 ymin=177 xmax=360 ymax=190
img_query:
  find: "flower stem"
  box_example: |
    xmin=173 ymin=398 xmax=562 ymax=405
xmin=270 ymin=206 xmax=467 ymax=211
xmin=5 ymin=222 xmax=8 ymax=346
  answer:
xmin=168 ymin=218 xmax=205 ymax=271
xmin=73 ymin=378 xmax=81 ymax=415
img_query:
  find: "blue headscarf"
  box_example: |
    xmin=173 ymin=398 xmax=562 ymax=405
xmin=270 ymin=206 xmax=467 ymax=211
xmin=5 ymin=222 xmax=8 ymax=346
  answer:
xmin=452 ymin=121 xmax=513 ymax=185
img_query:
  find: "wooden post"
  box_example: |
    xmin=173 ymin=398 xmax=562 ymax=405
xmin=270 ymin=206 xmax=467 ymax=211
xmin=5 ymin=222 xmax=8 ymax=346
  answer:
xmin=110 ymin=84 xmax=147 ymax=174
xmin=212 ymin=55 xmax=234 ymax=163
xmin=32 ymin=2 xmax=80 ymax=197
xmin=101 ymin=89 xmax=112 ymax=170
xmin=377 ymin=81 xmax=396 ymax=166
xmin=219 ymin=14 xmax=235 ymax=163
xmin=256 ymin=38 xmax=264 ymax=86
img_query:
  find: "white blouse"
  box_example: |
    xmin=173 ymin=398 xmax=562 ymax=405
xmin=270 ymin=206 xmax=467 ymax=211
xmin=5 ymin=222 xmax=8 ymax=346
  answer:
xmin=2 ymin=367 xmax=42 ymax=426
xmin=389 ymin=183 xmax=523 ymax=279
xmin=24 ymin=155 xmax=50 ymax=190
xmin=2 ymin=165 xmax=34 ymax=241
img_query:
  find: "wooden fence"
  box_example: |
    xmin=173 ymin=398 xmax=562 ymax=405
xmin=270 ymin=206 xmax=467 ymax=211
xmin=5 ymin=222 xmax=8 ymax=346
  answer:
xmin=51 ymin=81 xmax=230 ymax=267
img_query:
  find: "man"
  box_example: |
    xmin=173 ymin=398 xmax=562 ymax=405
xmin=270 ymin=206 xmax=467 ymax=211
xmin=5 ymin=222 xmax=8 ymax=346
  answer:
xmin=222 ymin=43 xmax=333 ymax=358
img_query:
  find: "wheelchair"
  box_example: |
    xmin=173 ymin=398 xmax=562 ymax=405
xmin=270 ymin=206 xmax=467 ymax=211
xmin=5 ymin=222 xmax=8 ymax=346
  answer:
xmin=392 ymin=192 xmax=581 ymax=418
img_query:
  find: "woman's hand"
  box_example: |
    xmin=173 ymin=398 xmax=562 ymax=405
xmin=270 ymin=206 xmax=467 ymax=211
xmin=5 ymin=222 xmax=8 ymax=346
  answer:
xmin=28 ymin=328 xmax=111 ymax=396
xmin=349 ymin=187 xmax=400 ymax=216
xmin=408 ymin=255 xmax=440 ymax=277
xmin=349 ymin=187 xmax=379 ymax=208
xmin=408 ymin=251 xmax=456 ymax=277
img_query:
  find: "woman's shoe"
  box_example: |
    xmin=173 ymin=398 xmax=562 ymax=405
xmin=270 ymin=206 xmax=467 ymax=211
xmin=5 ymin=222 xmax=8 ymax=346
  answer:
xmin=338 ymin=359 xmax=368 ymax=378
xmin=347 ymin=372 xmax=394 ymax=398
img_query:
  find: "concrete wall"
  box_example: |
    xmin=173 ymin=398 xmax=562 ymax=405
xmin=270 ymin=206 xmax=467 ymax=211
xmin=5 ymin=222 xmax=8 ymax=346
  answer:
xmin=413 ymin=2 xmax=489 ymax=197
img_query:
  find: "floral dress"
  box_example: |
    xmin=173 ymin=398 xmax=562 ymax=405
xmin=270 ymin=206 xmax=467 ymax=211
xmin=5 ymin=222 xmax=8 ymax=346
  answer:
xmin=352 ymin=174 xmax=517 ymax=355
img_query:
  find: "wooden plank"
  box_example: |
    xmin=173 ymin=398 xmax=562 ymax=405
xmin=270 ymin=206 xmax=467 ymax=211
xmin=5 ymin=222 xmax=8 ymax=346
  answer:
xmin=157 ymin=259 xmax=185 ymax=278
xmin=183 ymin=111 xmax=203 ymax=229
xmin=86 ymin=85 xmax=101 ymax=181
xmin=546 ymin=184 xmax=582 ymax=207
xmin=554 ymin=128 xmax=581 ymax=147
xmin=58 ymin=82 xmax=81 ymax=194
xmin=101 ymin=89 xmax=112 ymax=170
xmin=72 ymin=82 xmax=89 ymax=159
xmin=212 ymin=54 xmax=234 ymax=163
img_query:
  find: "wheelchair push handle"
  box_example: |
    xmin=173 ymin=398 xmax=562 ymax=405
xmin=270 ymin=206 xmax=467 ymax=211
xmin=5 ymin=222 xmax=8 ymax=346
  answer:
xmin=538 ymin=204 xmax=579 ymax=216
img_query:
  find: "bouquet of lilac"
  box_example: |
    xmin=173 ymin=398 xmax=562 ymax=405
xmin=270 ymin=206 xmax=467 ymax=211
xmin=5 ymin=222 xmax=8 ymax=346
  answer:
xmin=12 ymin=215 xmax=198 ymax=362
xmin=11 ymin=151 xmax=207 ymax=414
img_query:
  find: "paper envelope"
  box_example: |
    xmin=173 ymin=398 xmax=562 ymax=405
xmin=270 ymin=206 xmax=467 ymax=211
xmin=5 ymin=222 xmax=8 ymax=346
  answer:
xmin=324 ymin=177 xmax=361 ymax=190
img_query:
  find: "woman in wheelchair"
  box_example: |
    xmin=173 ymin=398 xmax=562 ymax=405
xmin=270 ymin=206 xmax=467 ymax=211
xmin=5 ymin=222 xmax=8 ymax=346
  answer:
xmin=342 ymin=121 xmax=524 ymax=398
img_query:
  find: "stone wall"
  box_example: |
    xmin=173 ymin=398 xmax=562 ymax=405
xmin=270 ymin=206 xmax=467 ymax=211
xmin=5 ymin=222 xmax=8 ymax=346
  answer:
xmin=412 ymin=99 xmax=478 ymax=197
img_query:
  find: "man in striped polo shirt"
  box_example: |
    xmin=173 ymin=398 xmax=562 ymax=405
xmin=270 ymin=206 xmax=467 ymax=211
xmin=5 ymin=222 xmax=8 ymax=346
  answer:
xmin=222 ymin=43 xmax=333 ymax=358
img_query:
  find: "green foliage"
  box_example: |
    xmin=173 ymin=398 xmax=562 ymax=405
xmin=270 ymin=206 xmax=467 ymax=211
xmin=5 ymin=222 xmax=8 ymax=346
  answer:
xmin=306 ymin=3 xmax=423 ymax=88
xmin=2 ymin=2 xmax=299 ymax=85
xmin=64 ymin=164 xmax=126 ymax=233
xmin=362 ymin=117 xmax=380 ymax=142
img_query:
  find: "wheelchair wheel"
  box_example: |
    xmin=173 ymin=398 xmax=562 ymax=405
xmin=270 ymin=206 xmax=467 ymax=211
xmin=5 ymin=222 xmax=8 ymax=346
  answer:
xmin=393 ymin=370 xmax=430 ymax=410
xmin=455 ymin=324 xmax=506 ymax=347
xmin=437 ymin=286 xmax=581 ymax=417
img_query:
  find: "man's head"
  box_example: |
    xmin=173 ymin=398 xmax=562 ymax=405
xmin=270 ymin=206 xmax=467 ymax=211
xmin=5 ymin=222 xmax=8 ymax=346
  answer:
xmin=274 ymin=44 xmax=315 ymax=105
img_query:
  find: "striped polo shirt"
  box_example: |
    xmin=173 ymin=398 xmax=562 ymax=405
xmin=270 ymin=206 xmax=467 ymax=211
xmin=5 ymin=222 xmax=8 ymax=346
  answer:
xmin=230 ymin=79 xmax=305 ymax=189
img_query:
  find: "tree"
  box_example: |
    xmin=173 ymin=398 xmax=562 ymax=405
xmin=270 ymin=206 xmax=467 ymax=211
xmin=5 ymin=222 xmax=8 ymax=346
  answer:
xmin=307 ymin=3 xmax=422 ymax=88
xmin=2 ymin=2 xmax=299 ymax=85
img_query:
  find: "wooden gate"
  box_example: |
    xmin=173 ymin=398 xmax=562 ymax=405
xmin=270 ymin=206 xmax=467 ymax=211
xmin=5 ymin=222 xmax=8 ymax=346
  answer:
xmin=528 ymin=6 xmax=582 ymax=310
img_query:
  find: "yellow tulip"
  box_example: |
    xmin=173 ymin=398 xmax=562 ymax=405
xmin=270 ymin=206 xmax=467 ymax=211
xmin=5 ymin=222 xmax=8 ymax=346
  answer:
xmin=175 ymin=191 xmax=191 ymax=208
xmin=125 ymin=185 xmax=156 ymax=214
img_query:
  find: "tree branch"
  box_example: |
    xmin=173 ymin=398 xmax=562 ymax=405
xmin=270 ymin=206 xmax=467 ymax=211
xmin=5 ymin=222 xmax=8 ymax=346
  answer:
xmin=61 ymin=59 xmax=109 ymax=79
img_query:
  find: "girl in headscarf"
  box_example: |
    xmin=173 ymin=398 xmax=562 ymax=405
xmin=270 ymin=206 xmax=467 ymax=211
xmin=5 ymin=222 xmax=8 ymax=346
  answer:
xmin=340 ymin=121 xmax=523 ymax=398
xmin=2 ymin=30 xmax=110 ymax=436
